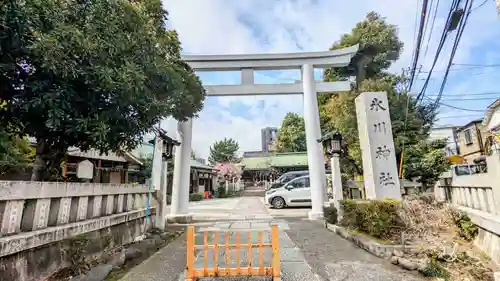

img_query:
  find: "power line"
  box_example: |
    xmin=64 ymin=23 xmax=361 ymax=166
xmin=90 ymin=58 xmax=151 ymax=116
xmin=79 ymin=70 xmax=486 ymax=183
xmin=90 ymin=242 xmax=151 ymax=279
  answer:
xmin=420 ymin=63 xmax=500 ymax=73
xmin=423 ymin=0 xmax=441 ymax=59
xmin=437 ymin=114 xmax=485 ymax=119
xmin=452 ymin=63 xmax=500 ymax=67
xmin=426 ymin=91 xmax=500 ymax=97
xmin=432 ymin=0 xmax=474 ymax=107
xmin=470 ymin=0 xmax=491 ymax=11
xmin=408 ymin=0 xmax=431 ymax=90
xmin=417 ymin=69 xmax=498 ymax=79
xmin=422 ymin=95 xmax=487 ymax=112
xmin=428 ymin=92 xmax=500 ymax=97
xmin=435 ymin=97 xmax=498 ymax=101
xmin=423 ymin=0 xmax=435 ymax=35
xmin=416 ymin=0 xmax=461 ymax=101
xmin=409 ymin=0 xmax=422 ymax=82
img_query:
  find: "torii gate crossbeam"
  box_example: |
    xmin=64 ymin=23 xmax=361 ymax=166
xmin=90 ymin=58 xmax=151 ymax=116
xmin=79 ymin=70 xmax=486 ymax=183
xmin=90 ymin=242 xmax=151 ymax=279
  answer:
xmin=167 ymin=45 xmax=361 ymax=221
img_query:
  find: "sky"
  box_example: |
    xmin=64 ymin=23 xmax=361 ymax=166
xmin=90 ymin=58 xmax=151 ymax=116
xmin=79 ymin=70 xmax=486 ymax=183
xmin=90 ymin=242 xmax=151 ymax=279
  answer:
xmin=159 ymin=0 xmax=500 ymax=160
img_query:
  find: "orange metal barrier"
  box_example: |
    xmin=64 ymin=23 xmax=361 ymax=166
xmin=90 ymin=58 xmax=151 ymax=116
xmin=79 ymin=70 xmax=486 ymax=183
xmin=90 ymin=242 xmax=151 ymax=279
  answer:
xmin=185 ymin=225 xmax=281 ymax=281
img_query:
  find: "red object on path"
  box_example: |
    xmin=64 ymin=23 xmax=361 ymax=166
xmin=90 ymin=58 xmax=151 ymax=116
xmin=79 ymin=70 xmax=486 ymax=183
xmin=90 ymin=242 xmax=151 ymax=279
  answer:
xmin=204 ymin=192 xmax=209 ymax=199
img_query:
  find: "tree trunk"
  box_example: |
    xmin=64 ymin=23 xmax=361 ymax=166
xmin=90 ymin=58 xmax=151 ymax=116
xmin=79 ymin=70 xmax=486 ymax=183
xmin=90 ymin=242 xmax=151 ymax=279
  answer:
xmin=31 ymin=140 xmax=46 ymax=181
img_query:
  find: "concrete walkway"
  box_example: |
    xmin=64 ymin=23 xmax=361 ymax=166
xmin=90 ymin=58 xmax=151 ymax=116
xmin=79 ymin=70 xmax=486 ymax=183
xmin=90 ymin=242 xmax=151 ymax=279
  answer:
xmin=120 ymin=197 xmax=424 ymax=281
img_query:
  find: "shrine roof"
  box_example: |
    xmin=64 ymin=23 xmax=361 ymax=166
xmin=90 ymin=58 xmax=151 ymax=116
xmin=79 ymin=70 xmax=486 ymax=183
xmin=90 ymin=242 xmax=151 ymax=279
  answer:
xmin=190 ymin=159 xmax=215 ymax=171
xmin=241 ymin=152 xmax=308 ymax=170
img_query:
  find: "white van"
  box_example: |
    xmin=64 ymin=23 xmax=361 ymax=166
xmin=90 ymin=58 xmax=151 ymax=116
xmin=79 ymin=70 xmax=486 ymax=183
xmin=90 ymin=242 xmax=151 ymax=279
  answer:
xmin=264 ymin=175 xmax=311 ymax=209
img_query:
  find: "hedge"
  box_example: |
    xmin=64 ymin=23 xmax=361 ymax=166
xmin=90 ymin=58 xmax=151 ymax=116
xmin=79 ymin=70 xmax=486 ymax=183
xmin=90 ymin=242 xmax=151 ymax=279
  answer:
xmin=340 ymin=199 xmax=404 ymax=239
xmin=323 ymin=204 xmax=338 ymax=225
xmin=189 ymin=193 xmax=204 ymax=202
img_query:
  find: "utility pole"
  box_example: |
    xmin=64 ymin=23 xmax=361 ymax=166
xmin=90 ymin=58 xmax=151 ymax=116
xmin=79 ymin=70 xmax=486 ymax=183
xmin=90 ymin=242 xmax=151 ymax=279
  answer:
xmin=497 ymin=0 xmax=500 ymax=16
xmin=401 ymin=67 xmax=411 ymax=93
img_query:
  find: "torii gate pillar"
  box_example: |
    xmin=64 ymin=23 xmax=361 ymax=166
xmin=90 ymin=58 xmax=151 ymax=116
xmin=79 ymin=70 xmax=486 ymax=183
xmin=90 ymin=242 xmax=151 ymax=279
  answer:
xmin=170 ymin=45 xmax=361 ymax=220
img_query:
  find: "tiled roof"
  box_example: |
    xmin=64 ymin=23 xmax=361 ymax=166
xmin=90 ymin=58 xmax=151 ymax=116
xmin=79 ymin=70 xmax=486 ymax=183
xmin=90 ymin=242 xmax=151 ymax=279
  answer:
xmin=457 ymin=119 xmax=484 ymax=131
xmin=240 ymin=157 xmax=270 ymax=170
xmin=67 ymin=148 xmax=143 ymax=165
xmin=28 ymin=137 xmax=142 ymax=165
xmin=132 ymin=143 xmax=214 ymax=170
xmin=190 ymin=159 xmax=215 ymax=170
xmin=241 ymin=152 xmax=308 ymax=170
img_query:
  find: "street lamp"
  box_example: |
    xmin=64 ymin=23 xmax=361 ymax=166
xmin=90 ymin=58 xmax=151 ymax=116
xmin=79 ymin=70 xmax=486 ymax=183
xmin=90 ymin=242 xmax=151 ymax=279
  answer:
xmin=319 ymin=131 xmax=343 ymax=156
xmin=160 ymin=132 xmax=180 ymax=161
xmin=149 ymin=128 xmax=180 ymax=230
xmin=149 ymin=129 xmax=180 ymax=160
xmin=317 ymin=131 xmax=344 ymax=218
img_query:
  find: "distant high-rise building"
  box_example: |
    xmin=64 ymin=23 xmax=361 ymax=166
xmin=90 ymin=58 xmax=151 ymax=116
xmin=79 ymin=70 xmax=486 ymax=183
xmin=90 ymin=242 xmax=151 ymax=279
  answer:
xmin=261 ymin=127 xmax=278 ymax=152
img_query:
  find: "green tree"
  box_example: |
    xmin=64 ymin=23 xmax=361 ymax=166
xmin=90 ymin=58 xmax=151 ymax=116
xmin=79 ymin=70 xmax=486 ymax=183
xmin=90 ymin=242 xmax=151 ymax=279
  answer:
xmin=321 ymin=78 xmax=436 ymax=176
xmin=208 ymin=138 xmax=239 ymax=165
xmin=325 ymin=12 xmax=403 ymax=80
xmin=276 ymin=112 xmax=307 ymax=152
xmin=0 ymin=0 xmax=205 ymax=180
xmin=320 ymin=12 xmax=437 ymax=177
xmin=403 ymin=139 xmax=451 ymax=191
xmin=319 ymin=11 xmax=403 ymax=105
xmin=0 ymin=129 xmax=34 ymax=175
xmin=191 ymin=150 xmax=197 ymax=160
xmin=136 ymin=154 xmax=153 ymax=183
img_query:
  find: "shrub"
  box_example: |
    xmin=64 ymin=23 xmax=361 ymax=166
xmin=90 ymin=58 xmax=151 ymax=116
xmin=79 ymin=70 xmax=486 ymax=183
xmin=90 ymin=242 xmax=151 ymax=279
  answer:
xmin=421 ymin=250 xmax=451 ymax=280
xmin=340 ymin=199 xmax=404 ymax=239
xmin=449 ymin=209 xmax=478 ymax=241
xmin=323 ymin=204 xmax=338 ymax=224
xmin=215 ymin=186 xmax=228 ymax=198
xmin=189 ymin=193 xmax=204 ymax=202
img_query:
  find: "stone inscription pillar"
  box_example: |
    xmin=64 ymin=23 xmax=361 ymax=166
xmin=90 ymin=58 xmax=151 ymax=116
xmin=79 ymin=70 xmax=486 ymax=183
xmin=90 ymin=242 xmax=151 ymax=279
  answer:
xmin=355 ymin=92 xmax=401 ymax=200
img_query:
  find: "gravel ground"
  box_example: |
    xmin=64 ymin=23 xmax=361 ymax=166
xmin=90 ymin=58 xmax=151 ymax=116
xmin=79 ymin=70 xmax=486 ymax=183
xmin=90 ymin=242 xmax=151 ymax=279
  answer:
xmin=119 ymin=232 xmax=188 ymax=281
xmin=284 ymin=218 xmax=426 ymax=281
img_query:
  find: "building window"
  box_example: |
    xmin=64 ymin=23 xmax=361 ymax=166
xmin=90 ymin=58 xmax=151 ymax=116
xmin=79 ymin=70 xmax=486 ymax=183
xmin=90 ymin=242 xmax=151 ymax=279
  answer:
xmin=464 ymin=129 xmax=473 ymax=145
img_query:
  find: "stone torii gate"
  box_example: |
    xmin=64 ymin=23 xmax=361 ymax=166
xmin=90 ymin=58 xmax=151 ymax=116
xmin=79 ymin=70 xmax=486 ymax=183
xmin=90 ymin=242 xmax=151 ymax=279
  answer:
xmin=165 ymin=45 xmax=402 ymax=222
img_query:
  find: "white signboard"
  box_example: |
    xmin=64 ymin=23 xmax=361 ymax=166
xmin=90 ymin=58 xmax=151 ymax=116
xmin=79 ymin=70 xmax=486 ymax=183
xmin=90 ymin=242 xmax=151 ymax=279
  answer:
xmin=77 ymin=159 xmax=94 ymax=179
xmin=151 ymin=136 xmax=163 ymax=190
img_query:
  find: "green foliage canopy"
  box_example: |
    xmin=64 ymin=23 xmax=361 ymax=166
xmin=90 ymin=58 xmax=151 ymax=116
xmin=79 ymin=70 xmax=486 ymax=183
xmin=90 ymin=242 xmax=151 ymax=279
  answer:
xmin=0 ymin=0 xmax=206 ymax=180
xmin=321 ymin=78 xmax=437 ymax=176
xmin=403 ymin=139 xmax=451 ymax=189
xmin=320 ymin=11 xmax=439 ymax=178
xmin=276 ymin=112 xmax=307 ymax=152
xmin=0 ymin=129 xmax=33 ymax=175
xmin=208 ymin=138 xmax=239 ymax=165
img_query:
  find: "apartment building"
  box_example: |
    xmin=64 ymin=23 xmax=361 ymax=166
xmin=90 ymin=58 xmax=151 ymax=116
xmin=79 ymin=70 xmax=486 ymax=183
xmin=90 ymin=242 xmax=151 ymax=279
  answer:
xmin=456 ymin=119 xmax=487 ymax=163
xmin=429 ymin=125 xmax=460 ymax=156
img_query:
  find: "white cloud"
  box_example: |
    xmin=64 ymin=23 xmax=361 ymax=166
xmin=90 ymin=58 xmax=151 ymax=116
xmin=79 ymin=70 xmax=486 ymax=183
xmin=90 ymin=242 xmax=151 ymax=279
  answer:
xmin=161 ymin=0 xmax=499 ymax=159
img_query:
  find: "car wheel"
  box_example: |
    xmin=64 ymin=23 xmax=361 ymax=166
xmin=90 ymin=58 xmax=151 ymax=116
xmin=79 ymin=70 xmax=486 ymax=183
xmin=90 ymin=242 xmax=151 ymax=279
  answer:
xmin=272 ymin=197 xmax=286 ymax=209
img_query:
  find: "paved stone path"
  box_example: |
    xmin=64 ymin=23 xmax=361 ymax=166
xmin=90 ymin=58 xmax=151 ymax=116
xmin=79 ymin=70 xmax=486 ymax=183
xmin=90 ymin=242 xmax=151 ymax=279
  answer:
xmin=121 ymin=197 xmax=425 ymax=281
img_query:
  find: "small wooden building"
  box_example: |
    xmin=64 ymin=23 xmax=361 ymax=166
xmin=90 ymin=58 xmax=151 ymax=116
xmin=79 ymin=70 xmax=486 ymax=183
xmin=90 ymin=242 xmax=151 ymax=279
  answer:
xmin=62 ymin=148 xmax=143 ymax=183
xmin=134 ymin=142 xmax=218 ymax=194
xmin=189 ymin=159 xmax=218 ymax=194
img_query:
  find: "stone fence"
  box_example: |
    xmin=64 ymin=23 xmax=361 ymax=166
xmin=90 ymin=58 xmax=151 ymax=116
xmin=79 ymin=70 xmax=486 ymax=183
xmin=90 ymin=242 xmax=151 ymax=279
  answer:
xmin=439 ymin=174 xmax=497 ymax=215
xmin=0 ymin=181 xmax=156 ymax=281
xmin=435 ymin=151 xmax=500 ymax=264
